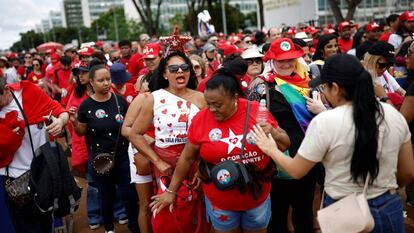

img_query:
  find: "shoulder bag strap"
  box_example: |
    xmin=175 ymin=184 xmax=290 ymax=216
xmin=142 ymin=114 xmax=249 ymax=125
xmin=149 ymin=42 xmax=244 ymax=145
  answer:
xmin=239 ymin=100 xmax=251 ymax=157
xmin=112 ymin=92 xmax=122 ymax=155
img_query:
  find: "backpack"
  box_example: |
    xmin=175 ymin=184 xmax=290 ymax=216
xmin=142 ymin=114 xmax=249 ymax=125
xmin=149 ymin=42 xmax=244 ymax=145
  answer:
xmin=30 ymin=140 xmax=82 ymax=219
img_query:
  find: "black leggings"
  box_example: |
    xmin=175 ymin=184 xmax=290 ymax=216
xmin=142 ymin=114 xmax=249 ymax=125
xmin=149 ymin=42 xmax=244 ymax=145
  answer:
xmin=268 ymin=171 xmax=317 ymax=233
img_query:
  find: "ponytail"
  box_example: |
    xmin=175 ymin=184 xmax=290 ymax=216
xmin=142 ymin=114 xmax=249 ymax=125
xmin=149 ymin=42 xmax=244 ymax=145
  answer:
xmin=205 ymin=68 xmax=243 ymax=98
xmin=347 ymin=70 xmax=384 ymax=183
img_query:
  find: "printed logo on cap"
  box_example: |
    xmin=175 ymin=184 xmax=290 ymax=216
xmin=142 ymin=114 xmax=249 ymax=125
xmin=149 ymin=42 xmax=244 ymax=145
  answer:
xmin=143 ymin=47 xmax=154 ymax=54
xmin=280 ymin=41 xmax=291 ymax=51
xmin=217 ymin=169 xmax=231 ymax=185
xmin=209 ymin=128 xmax=222 ymax=142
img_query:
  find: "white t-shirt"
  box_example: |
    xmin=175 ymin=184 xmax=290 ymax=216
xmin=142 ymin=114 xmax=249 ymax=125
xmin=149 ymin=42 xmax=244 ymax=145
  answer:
xmin=375 ymin=70 xmax=401 ymax=93
xmin=0 ymin=90 xmax=46 ymax=178
xmin=298 ymin=103 xmax=411 ymax=200
xmin=388 ymin=34 xmax=402 ymax=50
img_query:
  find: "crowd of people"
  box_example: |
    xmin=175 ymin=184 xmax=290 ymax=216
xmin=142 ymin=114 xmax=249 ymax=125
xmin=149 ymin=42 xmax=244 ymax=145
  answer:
xmin=1 ymin=9 xmax=414 ymax=233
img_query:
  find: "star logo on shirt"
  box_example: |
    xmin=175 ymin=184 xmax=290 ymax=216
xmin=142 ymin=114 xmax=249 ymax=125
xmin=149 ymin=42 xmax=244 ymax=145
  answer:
xmin=220 ymin=129 xmax=243 ymax=154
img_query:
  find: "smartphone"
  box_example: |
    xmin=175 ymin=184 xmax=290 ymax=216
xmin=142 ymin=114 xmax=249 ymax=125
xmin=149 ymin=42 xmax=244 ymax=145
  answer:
xmin=46 ymin=110 xmax=53 ymax=126
xmin=312 ymin=90 xmax=319 ymax=101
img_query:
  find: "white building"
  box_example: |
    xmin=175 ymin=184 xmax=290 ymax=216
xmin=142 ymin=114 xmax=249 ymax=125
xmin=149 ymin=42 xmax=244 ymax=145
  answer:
xmin=263 ymin=0 xmax=414 ymax=28
xmin=41 ymin=19 xmax=51 ymax=32
xmin=82 ymin=0 xmax=124 ymax=27
xmin=49 ymin=11 xmax=64 ymax=28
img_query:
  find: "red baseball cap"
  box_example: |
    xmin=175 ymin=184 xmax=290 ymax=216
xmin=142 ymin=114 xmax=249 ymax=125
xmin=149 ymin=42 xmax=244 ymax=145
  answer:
xmin=338 ymin=21 xmax=354 ymax=31
xmin=365 ymin=22 xmax=381 ymax=32
xmin=218 ymin=44 xmax=242 ymax=57
xmin=263 ymin=38 xmax=304 ymax=62
xmin=79 ymin=47 xmax=94 ymax=56
xmin=400 ymin=11 xmax=414 ymax=21
xmin=142 ymin=43 xmax=161 ymax=59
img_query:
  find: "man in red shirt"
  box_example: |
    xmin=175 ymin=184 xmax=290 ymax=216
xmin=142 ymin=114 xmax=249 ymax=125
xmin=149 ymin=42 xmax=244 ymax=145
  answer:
xmin=16 ymin=52 xmax=33 ymax=81
xmin=119 ymin=40 xmax=132 ymax=68
xmin=52 ymin=56 xmax=72 ymax=103
xmin=110 ymin=63 xmax=137 ymax=104
xmin=337 ymin=21 xmax=355 ymax=53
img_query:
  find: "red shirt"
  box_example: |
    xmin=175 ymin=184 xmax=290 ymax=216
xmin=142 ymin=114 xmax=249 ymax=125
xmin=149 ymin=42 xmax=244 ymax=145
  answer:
xmin=197 ymin=75 xmax=212 ymax=92
xmin=17 ymin=65 xmax=33 ymax=80
xmin=206 ymin=60 xmax=220 ymax=77
xmin=188 ymin=98 xmax=276 ymax=211
xmin=27 ymin=71 xmax=44 ymax=84
xmin=66 ymin=92 xmax=89 ymax=172
xmin=338 ymin=37 xmax=353 ymax=53
xmin=127 ymin=53 xmax=145 ymax=85
xmin=52 ymin=68 xmax=71 ymax=89
xmin=379 ymin=32 xmax=391 ymax=43
xmin=112 ymin=83 xmax=138 ymax=104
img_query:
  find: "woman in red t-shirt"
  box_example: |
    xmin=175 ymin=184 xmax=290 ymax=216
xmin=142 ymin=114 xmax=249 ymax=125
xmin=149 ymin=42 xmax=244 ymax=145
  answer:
xmin=27 ymin=58 xmax=44 ymax=84
xmin=152 ymin=69 xmax=290 ymax=233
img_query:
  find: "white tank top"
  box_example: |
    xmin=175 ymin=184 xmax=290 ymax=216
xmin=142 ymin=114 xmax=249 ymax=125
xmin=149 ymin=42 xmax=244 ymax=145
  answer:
xmin=152 ymin=89 xmax=200 ymax=148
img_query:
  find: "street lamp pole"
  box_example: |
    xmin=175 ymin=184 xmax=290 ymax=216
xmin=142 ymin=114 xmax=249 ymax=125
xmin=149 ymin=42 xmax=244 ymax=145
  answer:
xmin=113 ymin=9 xmax=119 ymax=42
xmin=221 ymin=0 xmax=227 ymax=34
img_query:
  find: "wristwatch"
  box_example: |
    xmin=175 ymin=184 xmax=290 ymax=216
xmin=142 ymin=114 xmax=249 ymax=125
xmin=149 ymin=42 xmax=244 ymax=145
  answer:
xmin=379 ymin=96 xmax=390 ymax=102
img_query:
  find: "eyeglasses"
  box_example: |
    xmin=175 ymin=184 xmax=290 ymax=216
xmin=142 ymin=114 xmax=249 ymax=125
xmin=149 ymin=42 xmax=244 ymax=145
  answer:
xmin=377 ymin=62 xmax=390 ymax=69
xmin=167 ymin=63 xmax=190 ymax=73
xmin=245 ymin=58 xmax=262 ymax=65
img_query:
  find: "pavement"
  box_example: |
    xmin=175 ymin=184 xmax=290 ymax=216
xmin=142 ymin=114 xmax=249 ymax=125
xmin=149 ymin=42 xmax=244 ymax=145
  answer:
xmin=69 ymin=176 xmax=414 ymax=233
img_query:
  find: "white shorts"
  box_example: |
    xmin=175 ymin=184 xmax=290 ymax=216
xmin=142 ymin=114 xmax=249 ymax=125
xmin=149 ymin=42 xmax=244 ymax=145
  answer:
xmin=128 ymin=143 xmax=153 ymax=184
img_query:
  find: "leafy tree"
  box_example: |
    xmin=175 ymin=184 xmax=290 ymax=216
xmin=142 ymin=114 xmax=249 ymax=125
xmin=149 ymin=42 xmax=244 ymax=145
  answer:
xmin=91 ymin=7 xmax=129 ymax=41
xmin=184 ymin=0 xmax=207 ymax=35
xmin=328 ymin=0 xmax=363 ymax=23
xmin=209 ymin=1 xmax=245 ymax=33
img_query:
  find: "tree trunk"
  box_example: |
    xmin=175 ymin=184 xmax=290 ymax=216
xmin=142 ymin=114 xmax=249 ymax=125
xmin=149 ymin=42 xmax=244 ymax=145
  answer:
xmin=345 ymin=0 xmax=362 ymax=20
xmin=328 ymin=0 xmax=344 ymax=23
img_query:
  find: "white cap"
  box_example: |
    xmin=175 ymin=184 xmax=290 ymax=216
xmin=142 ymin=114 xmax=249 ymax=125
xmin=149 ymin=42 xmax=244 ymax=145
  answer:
xmin=241 ymin=46 xmax=264 ymax=59
xmin=294 ymin=32 xmax=313 ymax=43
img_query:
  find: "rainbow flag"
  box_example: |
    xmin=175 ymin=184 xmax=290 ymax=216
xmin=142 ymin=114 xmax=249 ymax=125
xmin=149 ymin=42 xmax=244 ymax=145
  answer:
xmin=275 ymin=78 xmax=314 ymax=132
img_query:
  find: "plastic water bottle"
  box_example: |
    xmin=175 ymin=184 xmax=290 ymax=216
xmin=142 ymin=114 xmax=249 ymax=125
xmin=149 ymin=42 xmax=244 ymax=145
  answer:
xmin=256 ymin=99 xmax=268 ymax=124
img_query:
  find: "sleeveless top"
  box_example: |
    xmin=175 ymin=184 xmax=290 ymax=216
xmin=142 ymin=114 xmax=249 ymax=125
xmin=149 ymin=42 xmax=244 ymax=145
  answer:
xmin=152 ymin=89 xmax=200 ymax=148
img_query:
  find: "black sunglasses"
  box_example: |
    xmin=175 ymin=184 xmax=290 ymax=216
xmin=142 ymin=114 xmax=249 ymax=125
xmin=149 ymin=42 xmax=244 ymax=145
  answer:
xmin=245 ymin=58 xmax=262 ymax=65
xmin=377 ymin=62 xmax=390 ymax=69
xmin=167 ymin=63 xmax=190 ymax=73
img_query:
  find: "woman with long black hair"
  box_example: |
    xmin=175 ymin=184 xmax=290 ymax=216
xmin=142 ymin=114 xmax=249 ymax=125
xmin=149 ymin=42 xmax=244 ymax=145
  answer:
xmin=253 ymin=54 xmax=414 ymax=233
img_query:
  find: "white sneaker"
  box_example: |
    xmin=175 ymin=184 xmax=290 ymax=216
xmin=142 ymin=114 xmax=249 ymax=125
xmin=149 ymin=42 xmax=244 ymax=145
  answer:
xmin=89 ymin=224 xmax=100 ymax=230
xmin=118 ymin=218 xmax=128 ymax=225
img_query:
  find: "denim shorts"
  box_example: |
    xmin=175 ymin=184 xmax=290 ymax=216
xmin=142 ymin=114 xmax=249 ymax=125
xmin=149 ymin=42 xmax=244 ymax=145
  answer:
xmin=324 ymin=190 xmax=404 ymax=233
xmin=205 ymin=195 xmax=271 ymax=231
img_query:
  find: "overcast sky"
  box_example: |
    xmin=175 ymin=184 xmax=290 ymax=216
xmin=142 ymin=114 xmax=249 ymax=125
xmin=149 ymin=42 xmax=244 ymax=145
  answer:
xmin=0 ymin=0 xmax=60 ymax=50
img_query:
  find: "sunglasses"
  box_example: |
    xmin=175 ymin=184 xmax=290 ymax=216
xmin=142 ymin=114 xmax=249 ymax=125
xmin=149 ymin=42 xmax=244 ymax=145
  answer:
xmin=193 ymin=65 xmax=201 ymax=69
xmin=167 ymin=63 xmax=190 ymax=73
xmin=377 ymin=62 xmax=390 ymax=69
xmin=245 ymin=58 xmax=262 ymax=65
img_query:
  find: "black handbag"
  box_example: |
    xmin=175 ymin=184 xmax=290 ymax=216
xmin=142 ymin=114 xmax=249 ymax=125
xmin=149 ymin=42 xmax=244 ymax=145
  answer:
xmin=4 ymin=92 xmax=35 ymax=207
xmin=203 ymin=100 xmax=253 ymax=191
xmin=92 ymin=93 xmax=122 ymax=175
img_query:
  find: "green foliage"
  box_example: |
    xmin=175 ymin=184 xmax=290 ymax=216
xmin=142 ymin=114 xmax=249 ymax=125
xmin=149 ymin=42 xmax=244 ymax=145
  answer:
xmin=210 ymin=1 xmax=245 ymax=33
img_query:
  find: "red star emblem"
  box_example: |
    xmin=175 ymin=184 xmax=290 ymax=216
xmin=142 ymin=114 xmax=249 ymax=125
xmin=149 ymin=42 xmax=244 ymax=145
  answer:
xmin=160 ymin=25 xmax=192 ymax=55
xmin=218 ymin=214 xmax=229 ymax=222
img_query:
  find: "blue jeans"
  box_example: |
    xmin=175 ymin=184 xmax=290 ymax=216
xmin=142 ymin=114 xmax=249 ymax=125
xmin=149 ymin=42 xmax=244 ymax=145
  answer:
xmin=205 ymin=195 xmax=271 ymax=231
xmin=86 ymin=165 xmax=127 ymax=225
xmin=89 ymin=155 xmax=139 ymax=232
xmin=325 ymin=190 xmax=404 ymax=233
